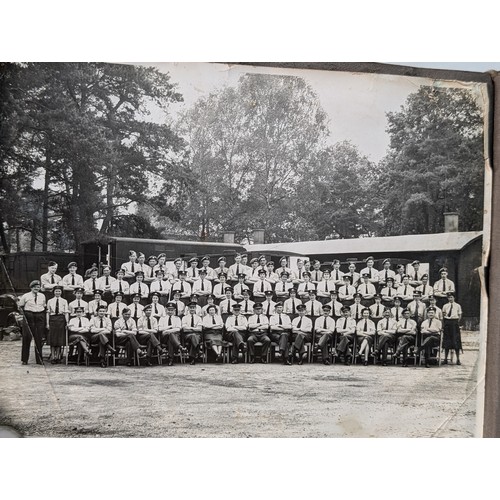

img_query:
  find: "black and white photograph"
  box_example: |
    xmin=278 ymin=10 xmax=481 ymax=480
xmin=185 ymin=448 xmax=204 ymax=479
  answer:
xmin=0 ymin=61 xmax=492 ymax=438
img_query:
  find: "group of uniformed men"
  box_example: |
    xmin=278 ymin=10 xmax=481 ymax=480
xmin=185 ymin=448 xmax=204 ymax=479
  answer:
xmin=18 ymin=251 xmax=463 ymax=368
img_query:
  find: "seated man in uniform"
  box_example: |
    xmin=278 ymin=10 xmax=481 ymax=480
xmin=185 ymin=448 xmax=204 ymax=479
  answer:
xmin=247 ymin=302 xmax=271 ymax=363
xmin=283 ymin=287 xmax=301 ymax=318
xmin=415 ymin=306 xmax=442 ymax=368
xmin=67 ymin=306 xmax=91 ymax=359
xmin=380 ymin=276 xmax=397 ymax=308
xmin=252 ymin=269 xmax=272 ymax=303
xmin=297 ymin=271 xmax=315 ymax=300
xmin=129 ymin=271 xmax=150 ymax=304
xmin=110 ymin=269 xmax=130 ymax=301
xmin=338 ymin=275 xmax=356 ymax=305
xmin=373 ymin=307 xmax=398 ymax=366
xmin=233 ymin=273 xmax=250 ymax=301
xmin=89 ymin=305 xmax=116 ymax=367
xmin=335 ymin=306 xmax=357 ymax=365
xmin=290 ymin=304 xmax=313 ymax=365
xmin=136 ymin=304 xmax=164 ymax=366
xmin=368 ymin=294 xmax=385 ymax=326
xmin=274 ymin=272 xmax=293 ymax=301
xmin=396 ymin=275 xmax=415 ymax=307
xmin=316 ymin=268 xmax=335 ymax=303
xmin=181 ymin=301 xmax=203 ymax=365
xmin=269 ymin=301 xmax=292 ymax=365
xmin=326 ymin=290 xmax=343 ymax=319
xmin=378 ymin=259 xmax=395 ymax=288
xmin=68 ymin=287 xmax=89 ymax=317
xmin=107 ymin=291 xmax=127 ymax=325
xmin=304 ymin=289 xmax=323 ymax=319
xmin=314 ymin=304 xmax=336 ymax=365
xmin=357 ymin=273 xmax=376 ymax=307
xmin=83 ymin=267 xmax=100 ymax=298
xmin=224 ymin=303 xmax=248 ymax=364
xmin=219 ymin=286 xmax=237 ymax=319
xmin=416 ymin=273 xmax=434 ymax=304
xmin=149 ymin=269 xmax=171 ymax=306
xmin=393 ymin=308 xmax=417 ymax=367
xmin=148 ymin=292 xmax=166 ymax=320
xmin=158 ymin=302 xmax=185 ymax=366
xmin=114 ymin=307 xmax=146 ymax=366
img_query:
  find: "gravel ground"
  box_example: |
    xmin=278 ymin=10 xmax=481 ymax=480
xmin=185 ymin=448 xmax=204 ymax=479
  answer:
xmin=0 ymin=331 xmax=480 ymax=438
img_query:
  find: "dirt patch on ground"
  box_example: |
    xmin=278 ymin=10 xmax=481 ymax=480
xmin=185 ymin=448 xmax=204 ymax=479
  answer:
xmin=0 ymin=332 xmax=480 ymax=437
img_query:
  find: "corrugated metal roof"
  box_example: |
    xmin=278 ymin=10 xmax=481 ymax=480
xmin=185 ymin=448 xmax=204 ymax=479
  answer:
xmin=245 ymin=231 xmax=482 ymax=255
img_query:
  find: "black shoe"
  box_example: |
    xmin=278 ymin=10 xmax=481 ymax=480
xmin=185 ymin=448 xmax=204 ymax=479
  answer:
xmin=50 ymin=359 xmax=57 ymax=364
xmin=284 ymin=359 xmax=292 ymax=365
xmin=100 ymin=360 xmax=107 ymax=368
xmin=298 ymin=355 xmax=304 ymax=365
xmin=22 ymin=361 xmax=28 ymax=365
xmin=363 ymin=360 xmax=368 ymax=366
xmin=249 ymin=357 xmax=255 ymax=364
xmin=126 ymin=361 xmax=133 ymax=367
xmin=107 ymin=346 xmax=117 ymax=355
xmin=231 ymin=359 xmax=238 ymax=364
xmin=261 ymin=358 xmax=267 ymax=364
xmin=216 ymin=354 xmax=223 ymax=363
xmin=425 ymin=363 xmax=430 ymax=368
xmin=145 ymin=360 xmax=153 ymax=367
xmin=323 ymin=359 xmax=330 ymax=365
xmin=442 ymin=359 xmax=448 ymax=365
xmin=382 ymin=362 xmax=387 ymax=367
xmin=456 ymin=360 xmax=461 ymax=365
xmin=157 ymin=347 xmax=164 ymax=356
xmin=167 ymin=359 xmax=173 ymax=366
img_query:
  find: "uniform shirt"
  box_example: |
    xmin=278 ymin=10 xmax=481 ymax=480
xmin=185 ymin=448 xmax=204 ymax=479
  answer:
xmin=137 ymin=315 xmax=159 ymax=333
xmin=291 ymin=315 xmax=313 ymax=333
xmin=171 ymin=300 xmax=186 ymax=317
xmin=338 ymin=285 xmax=356 ymax=301
xmin=356 ymin=318 xmax=376 ymax=336
xmin=47 ymin=296 xmax=69 ymax=315
xmin=265 ymin=271 xmax=280 ymax=284
xmin=233 ymin=282 xmax=250 ymax=299
xmin=107 ymin=301 xmax=127 ymax=320
xmin=297 ymin=282 xmax=316 ymax=298
xmin=248 ymin=313 xmax=270 ymax=332
xmin=121 ymin=261 xmax=139 ymax=276
xmin=228 ymin=262 xmax=247 ymax=280
xmin=219 ymin=298 xmax=238 ymax=314
xmin=148 ymin=302 xmax=166 ymax=318
xmin=269 ymin=312 xmax=292 ymax=330
xmin=149 ymin=279 xmax=171 ymax=296
xmin=252 ymin=280 xmax=273 ymax=296
xmin=416 ymin=284 xmax=434 ymax=300
xmin=171 ymin=280 xmax=192 ymax=299
xmin=192 ymin=278 xmax=213 ymax=295
xmin=368 ymin=302 xmax=385 ymax=320
xmin=213 ymin=283 xmax=231 ymax=299
xmin=344 ymin=272 xmax=360 ymax=288
xmin=201 ymin=304 xmax=221 ymax=317
xmin=433 ymin=278 xmax=455 ymax=295
xmin=181 ymin=313 xmax=203 ymax=331
xmin=283 ymin=297 xmax=302 ymax=315
xmin=199 ymin=266 xmax=217 ymax=281
xmin=380 ymin=286 xmax=397 ymax=300
xmin=69 ymin=298 xmax=89 ymax=317
xmin=83 ymin=277 xmax=100 ymax=296
xmin=88 ymin=299 xmax=108 ymax=317
xmin=214 ymin=267 xmax=230 ymax=281
xmin=152 ymin=263 xmax=169 ymax=278
xmin=274 ymin=281 xmax=294 ymax=298
xmin=326 ymin=300 xmax=343 ymax=317
xmin=275 ymin=266 xmax=293 ymax=279
xmin=309 ymin=269 xmax=323 ymax=283
xmin=97 ymin=274 xmax=116 ymax=293
xmin=390 ymin=306 xmax=405 ymax=323
xmin=89 ymin=315 xmax=112 ymax=334
xmin=62 ymin=273 xmax=84 ymax=290
xmin=359 ymin=267 xmax=379 ymax=283
xmin=261 ymin=300 xmax=277 ymax=317
xmin=336 ymin=316 xmax=357 ymax=335
xmin=114 ymin=317 xmax=138 ymax=334
xmin=394 ymin=273 xmax=406 ymax=285
xmin=238 ymin=299 xmax=255 ymax=316
xmin=378 ymin=268 xmax=396 ymax=285
xmin=408 ymin=270 xmax=423 ymax=286
xmin=201 ymin=314 xmax=224 ymax=329
xmin=68 ymin=316 xmax=91 ymax=333
xmin=350 ymin=303 xmax=365 ymax=322
xmin=406 ymin=300 xmax=427 ymax=321
xmin=357 ymin=282 xmax=377 ymax=297
xmin=396 ymin=284 xmax=415 ymax=301
xmin=135 ymin=263 xmax=151 ymax=277
xmin=110 ymin=279 xmax=130 ymax=296
xmin=158 ymin=314 xmax=182 ymax=332
xmin=40 ymin=272 xmax=62 ymax=291
xmin=420 ymin=317 xmax=442 ymax=335
xmin=129 ymin=281 xmax=150 ymax=299
xmin=396 ymin=318 xmax=417 ymax=334
xmin=304 ymin=299 xmax=323 ymax=316
xmin=330 ymin=268 xmax=344 ymax=286
xmin=316 ymin=279 xmax=336 ymax=298
xmin=19 ymin=291 xmax=46 ymax=312
xmin=129 ymin=302 xmax=144 ymax=322
xmin=314 ymin=315 xmax=336 ymax=333
xmin=377 ymin=317 xmax=398 ymax=335
xmin=225 ymin=314 xmax=248 ymax=331
xmin=186 ymin=266 xmax=200 ymax=281
xmin=442 ymin=302 xmax=462 ymax=320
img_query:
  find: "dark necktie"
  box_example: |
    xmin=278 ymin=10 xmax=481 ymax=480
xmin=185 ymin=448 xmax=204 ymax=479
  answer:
xmin=343 ymin=318 xmax=347 ymax=330
xmin=55 ymin=298 xmax=59 ymax=314
xmin=365 ymin=285 xmax=368 ymax=294
xmin=51 ymin=275 xmax=55 ymax=284
xmin=447 ymin=304 xmax=453 ymax=318
xmin=154 ymin=304 xmax=158 ymax=314
xmin=119 ymin=281 xmax=123 ymax=293
xmin=414 ymin=272 xmax=418 ymax=281
xmin=442 ymin=278 xmax=446 ymax=291
xmin=244 ymin=301 xmax=248 ymax=313
xmin=297 ymin=317 xmax=302 ymax=329
xmin=336 ymin=270 xmax=339 ymax=280
xmin=78 ymin=318 xmax=82 ymax=327
xmin=299 ymin=270 xmax=302 ymax=279
xmin=236 ymin=264 xmax=240 ymax=275
xmin=396 ymin=310 xmax=399 ymax=321
xmin=131 ymin=262 xmax=135 ymax=273
xmin=159 ymin=281 xmax=163 ymax=291
xmin=388 ymin=288 xmax=392 ymax=297
xmin=34 ymin=292 xmax=37 ymax=304
xmin=385 ymin=271 xmax=388 ymax=282
xmin=71 ymin=275 xmax=75 ymax=286
xmin=147 ymin=318 xmax=151 ymax=329
xmin=106 ymin=277 xmax=109 ymax=286
xmin=356 ymin=305 xmax=359 ymax=319
xmin=212 ymin=316 xmax=216 ymax=325
xmin=168 ymin=316 xmax=172 ymax=326
xmin=201 ymin=280 xmax=205 ymax=291
xmin=266 ymin=303 xmax=270 ymax=315
xmin=323 ymin=317 xmax=327 ymax=329
xmin=404 ymin=319 xmax=408 ymax=329
xmin=404 ymin=286 xmax=407 ymax=295
xmin=134 ymin=304 xmax=138 ymax=319
xmin=386 ymin=319 xmax=389 ymax=330
xmin=191 ymin=315 xmax=195 ymax=327
xmin=292 ymin=300 xmax=296 ymax=315
xmin=429 ymin=319 xmax=433 ymax=328
xmin=92 ymin=278 xmax=96 ymax=292
xmin=369 ymin=269 xmax=372 ymax=279
xmin=100 ymin=318 xmax=103 ymax=328
xmin=279 ymin=314 xmax=282 ymax=325
xmin=125 ymin=321 xmax=128 ymax=330
xmin=78 ymin=299 xmax=81 ymax=307
xmin=116 ymin=304 xmax=119 ymax=317
xmin=181 ymin=282 xmax=185 ymax=293
xmin=376 ymin=305 xmax=380 ymax=316
xmin=363 ymin=320 xmax=367 ymax=332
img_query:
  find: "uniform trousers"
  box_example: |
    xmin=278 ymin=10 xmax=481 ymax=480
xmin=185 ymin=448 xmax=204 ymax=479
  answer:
xmin=224 ymin=330 xmax=248 ymax=358
xmin=315 ymin=332 xmax=332 ymax=359
xmin=395 ymin=334 xmax=416 ymax=362
xmin=136 ymin=332 xmax=161 ymax=356
xmin=164 ymin=331 xmax=182 ymax=357
xmin=376 ymin=334 xmax=396 ymax=363
xmin=68 ymin=333 xmax=89 ymax=357
xmin=184 ymin=332 xmax=202 ymax=358
xmin=22 ymin=311 xmax=45 ymax=364
xmin=420 ymin=334 xmax=440 ymax=362
xmin=85 ymin=332 xmax=112 ymax=357
xmin=269 ymin=330 xmax=291 ymax=356
xmin=114 ymin=333 xmax=141 ymax=360
xmin=291 ymin=332 xmax=313 ymax=355
xmin=337 ymin=333 xmax=355 ymax=356
xmin=247 ymin=332 xmax=271 ymax=357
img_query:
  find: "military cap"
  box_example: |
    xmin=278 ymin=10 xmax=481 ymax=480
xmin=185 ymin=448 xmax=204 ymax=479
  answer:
xmin=302 ymin=271 xmax=311 ymax=277
xmin=93 ymin=289 xmax=104 ymax=295
xmin=134 ymin=270 xmax=145 ymax=277
xmin=52 ymin=285 xmax=63 ymax=292
xmin=172 ymin=289 xmax=181 ymax=295
xmin=116 ymin=269 xmax=125 ymax=276
xmin=279 ymin=256 xmax=288 ymax=263
xmin=361 ymin=273 xmax=370 ymax=278
xmin=143 ymin=304 xmax=152 ymax=311
xmin=296 ymin=304 xmax=306 ymax=311
xmin=322 ymin=304 xmax=332 ymax=310
xmin=427 ymin=306 xmax=436 ymax=312
xmin=266 ymin=261 xmax=275 ymax=267
xmin=341 ymin=306 xmax=351 ymax=313
xmin=258 ymin=269 xmax=267 ymax=275
xmin=446 ymin=292 xmax=455 ymax=297
xmin=332 ymin=259 xmax=340 ymax=265
xmin=308 ymin=288 xmax=317 ymax=294
xmin=187 ymin=302 xmax=198 ymax=308
xmin=157 ymin=253 xmax=166 ymax=259
xmin=217 ymin=256 xmax=226 ymax=263
xmin=264 ymin=290 xmax=273 ymax=296
xmin=128 ymin=250 xmax=136 ymax=257
xmin=322 ymin=268 xmax=331 ymax=274
xmin=113 ymin=291 xmax=124 ymax=297
xmin=258 ymin=255 xmax=266 ymax=261
xmin=224 ymin=286 xmax=233 ymax=292
xmin=237 ymin=273 xmax=246 ymax=279
xmin=242 ymin=289 xmax=250 ymax=295
xmin=189 ymin=257 xmax=199 ymax=264
xmin=393 ymin=296 xmax=402 ymax=302
xmin=155 ymin=269 xmax=165 ymax=276
xmin=374 ymin=293 xmax=382 ymax=298
xmin=412 ymin=260 xmax=420 ymax=266
xmin=402 ymin=274 xmax=410 ymax=279
xmin=362 ymin=307 xmax=371 ymax=314
xmin=137 ymin=252 xmax=145 ymax=258
xmin=353 ymin=292 xmax=362 ymax=299
xmin=190 ymin=293 xmax=199 ymax=298
xmin=249 ymin=258 xmax=259 ymax=265
xmin=74 ymin=306 xmax=85 ymax=312
xmin=97 ymin=305 xmax=108 ymax=311
xmin=101 ymin=265 xmax=111 ymax=271
xmin=413 ymin=290 xmax=422 ymax=296
xmin=207 ymin=293 xmax=216 ymax=299
xmin=382 ymin=258 xmax=391 ymax=265
xmin=439 ymin=267 xmax=448 ymax=274
xmin=178 ymin=270 xmax=187 ymax=276
xmin=201 ymin=255 xmax=211 ymax=262
xmin=131 ymin=292 xmax=142 ymax=299
xmin=402 ymin=308 xmax=410 ymax=314
xmin=166 ymin=302 xmax=177 ymax=309
xmin=174 ymin=258 xmax=183 ymax=264
xmin=386 ymin=277 xmax=395 ymax=282
xmin=218 ymin=272 xmax=228 ymax=278
xmin=148 ymin=255 xmax=157 ymax=262
xmin=67 ymin=262 xmax=78 ymax=269
xmin=421 ymin=273 xmax=429 ymax=279
xmin=150 ymin=291 xmax=161 ymax=298
xmin=73 ymin=287 xmax=85 ymax=294
xmin=48 ymin=261 xmax=58 ymax=267
xmin=253 ymin=302 xmax=263 ymax=309
xmin=343 ymin=275 xmax=352 ymax=281
xmin=231 ymin=303 xmax=241 ymax=309
xmin=288 ymin=287 xmax=297 ymax=294
xmin=365 ymin=256 xmax=374 ymax=262
xmin=280 ymin=272 xmax=289 ymax=278
xmin=329 ymin=289 xmax=338 ymax=295
xmin=275 ymin=301 xmax=284 ymax=307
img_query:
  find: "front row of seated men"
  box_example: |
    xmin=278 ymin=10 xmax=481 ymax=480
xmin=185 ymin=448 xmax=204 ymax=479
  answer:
xmin=66 ymin=296 xmax=444 ymax=368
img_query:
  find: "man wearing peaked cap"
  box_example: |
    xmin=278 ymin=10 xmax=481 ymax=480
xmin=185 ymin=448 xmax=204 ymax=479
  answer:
xmin=374 ymin=307 xmax=398 ymax=366
xmin=252 ymin=268 xmax=272 ymax=302
xmin=214 ymin=256 xmax=229 ymax=282
xmin=416 ymin=274 xmax=434 ymax=304
xmin=129 ymin=270 xmax=149 ymax=303
xmin=310 ymin=260 xmax=323 ymax=284
xmin=110 ymin=268 xmax=130 ymax=299
xmin=314 ymin=304 xmax=336 ymax=364
xmin=433 ymin=267 xmax=455 ymax=307
xmin=360 ymin=256 xmax=379 ymax=285
xmin=199 ymin=255 xmax=217 ymax=281
xmin=247 ymin=302 xmax=271 ymax=363
xmin=378 ymin=258 xmax=396 ymax=287
xmin=68 ymin=287 xmax=89 ymax=317
xmin=275 ymin=256 xmax=292 ymax=279
xmin=269 ymin=301 xmax=293 ymax=364
xmin=182 ymin=301 xmax=203 ymax=364
xmin=224 ymin=302 xmax=249 ymax=363
xmin=415 ymin=306 xmax=443 ymax=368
xmin=232 ymin=272 xmax=250 ymax=300
xmin=62 ymin=261 xmax=84 ymax=300
xmin=136 ymin=303 xmax=164 ymax=366
xmin=289 ymin=304 xmax=313 ymax=365
xmin=297 ymin=271 xmax=315 ymax=300
xmin=186 ymin=257 xmax=200 ymax=283
xmin=228 ymin=253 xmax=246 ymax=282
xmin=393 ymin=308 xmax=417 ymax=367
xmin=275 ymin=271 xmax=294 ymax=300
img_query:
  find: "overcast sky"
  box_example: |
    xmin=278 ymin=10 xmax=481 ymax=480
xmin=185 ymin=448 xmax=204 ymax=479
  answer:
xmin=138 ymin=62 xmax=489 ymax=163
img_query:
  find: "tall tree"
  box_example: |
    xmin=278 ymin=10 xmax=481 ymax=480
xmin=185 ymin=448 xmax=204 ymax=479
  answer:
xmin=378 ymin=86 xmax=484 ymax=235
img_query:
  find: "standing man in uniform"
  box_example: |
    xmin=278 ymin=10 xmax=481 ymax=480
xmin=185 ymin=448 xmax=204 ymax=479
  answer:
xmin=62 ymin=262 xmax=84 ymax=302
xmin=433 ymin=267 xmax=455 ymax=307
xmin=40 ymin=261 xmax=62 ymax=297
xmin=441 ymin=292 xmax=463 ymax=365
xmin=360 ymin=256 xmax=379 ymax=285
xmin=378 ymin=259 xmax=396 ymax=289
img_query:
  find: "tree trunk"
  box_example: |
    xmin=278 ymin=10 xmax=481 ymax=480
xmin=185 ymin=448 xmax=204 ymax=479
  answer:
xmin=0 ymin=222 xmax=10 ymax=253
xmin=42 ymin=144 xmax=51 ymax=251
